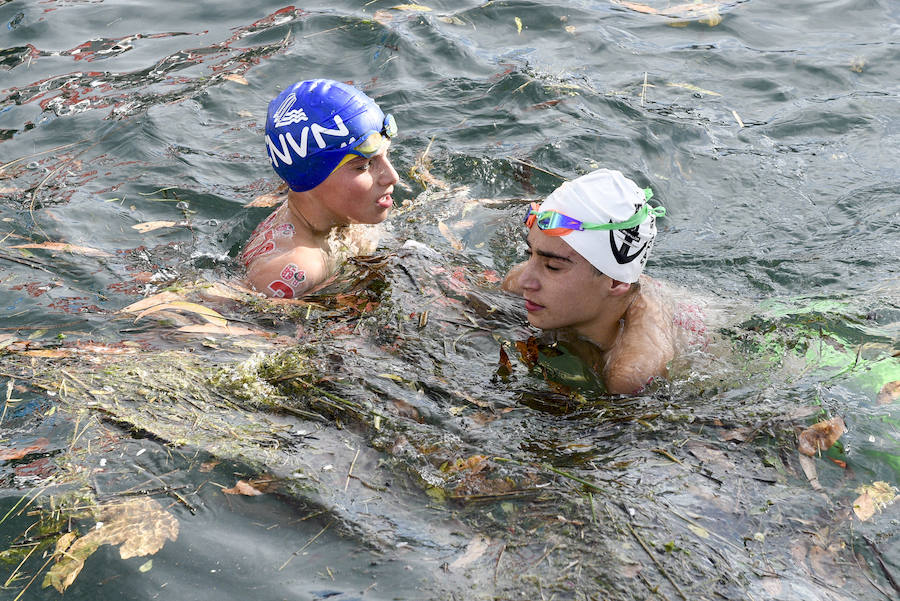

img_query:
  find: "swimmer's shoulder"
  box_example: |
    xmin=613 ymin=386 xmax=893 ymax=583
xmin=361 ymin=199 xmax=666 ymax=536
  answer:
xmin=244 ymin=244 xmax=328 ymax=299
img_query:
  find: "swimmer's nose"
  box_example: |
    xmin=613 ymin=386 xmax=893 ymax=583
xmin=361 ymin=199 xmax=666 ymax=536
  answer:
xmin=518 ymin=258 xmax=539 ymax=291
xmin=377 ymin=155 xmax=399 ymax=187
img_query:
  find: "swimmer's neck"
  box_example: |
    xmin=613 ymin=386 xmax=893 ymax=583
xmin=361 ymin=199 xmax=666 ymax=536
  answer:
xmin=286 ymin=191 xmax=345 ymax=238
xmin=569 ymin=290 xmax=640 ymax=353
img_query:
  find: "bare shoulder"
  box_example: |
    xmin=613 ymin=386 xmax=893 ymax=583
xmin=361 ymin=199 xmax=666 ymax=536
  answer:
xmin=604 ymin=290 xmax=676 ymax=394
xmin=245 ymin=246 xmax=328 ymax=299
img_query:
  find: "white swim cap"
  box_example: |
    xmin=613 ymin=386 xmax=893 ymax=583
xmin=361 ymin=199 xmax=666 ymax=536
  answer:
xmin=538 ymin=169 xmax=662 ymax=283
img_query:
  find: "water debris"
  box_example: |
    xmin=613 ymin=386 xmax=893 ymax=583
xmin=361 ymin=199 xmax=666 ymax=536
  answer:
xmin=877 ymin=380 xmax=900 ymax=404
xmin=9 ymin=242 xmax=112 ymax=258
xmin=247 ymin=189 xmax=287 ymax=207
xmin=131 ymin=220 xmax=179 ymax=233
xmin=515 ymin=17 xmax=523 ymax=34
xmin=132 ymin=301 xmax=229 ymax=328
xmin=391 ymin=3 xmax=432 ymax=11
xmin=613 ymin=0 xmax=728 ymax=26
xmin=438 ymin=221 xmax=464 ymax=251
xmin=222 ymin=480 xmax=264 ymax=496
xmin=797 ymin=416 xmax=846 ymax=456
xmin=667 ymin=81 xmax=721 ymax=96
xmin=223 ymin=73 xmax=249 ymax=85
xmin=731 ymin=109 xmax=745 ymax=127
xmin=409 ymin=136 xmax=448 ymax=189
xmin=42 ymin=498 xmax=178 ymax=593
xmin=853 ymin=481 xmax=898 ymax=521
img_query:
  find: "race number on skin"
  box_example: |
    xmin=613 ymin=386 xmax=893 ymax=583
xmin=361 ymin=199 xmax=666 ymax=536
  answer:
xmin=266 ymin=263 xmax=307 ymax=299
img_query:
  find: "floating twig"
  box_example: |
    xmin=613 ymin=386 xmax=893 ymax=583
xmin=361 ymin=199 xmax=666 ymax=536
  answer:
xmin=279 ymin=521 xmax=332 ymax=570
xmin=345 ymin=448 xmax=360 ymax=492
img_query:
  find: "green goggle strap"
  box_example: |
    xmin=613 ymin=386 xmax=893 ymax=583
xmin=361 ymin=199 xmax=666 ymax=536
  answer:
xmin=579 ymin=199 xmax=666 ymax=232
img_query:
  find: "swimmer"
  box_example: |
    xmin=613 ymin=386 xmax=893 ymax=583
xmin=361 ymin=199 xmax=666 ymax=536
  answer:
xmin=242 ymin=79 xmax=399 ymax=298
xmin=503 ymin=168 xmax=681 ymax=394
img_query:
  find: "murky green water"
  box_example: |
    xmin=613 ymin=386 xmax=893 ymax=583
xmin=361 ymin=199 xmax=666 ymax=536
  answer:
xmin=1 ymin=1 xmax=898 ymax=600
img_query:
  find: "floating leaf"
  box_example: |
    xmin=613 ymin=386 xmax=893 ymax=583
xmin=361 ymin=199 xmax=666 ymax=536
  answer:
xmin=43 ymin=498 xmax=178 ymax=593
xmin=449 ymin=535 xmax=490 ymax=570
xmin=10 ymin=242 xmax=111 ymax=258
xmin=118 ymin=291 xmax=183 ymax=314
xmin=876 ymin=380 xmax=900 ymax=405
xmin=688 ymin=524 xmax=710 ymax=539
xmin=797 ymin=417 xmax=845 ymax=456
xmin=515 ymin=337 xmax=540 ymax=368
xmin=247 ymin=192 xmax=285 ymax=207
xmin=177 ymin=324 xmax=269 ymax=337
xmin=853 ymin=481 xmax=898 ymax=521
xmin=497 ymin=346 xmax=513 ymax=378
xmin=224 ymin=73 xmax=248 ymax=85
xmin=667 ymin=82 xmax=721 ymax=96
xmin=223 ymin=480 xmax=264 ymax=496
xmin=392 ymin=3 xmax=432 ymax=10
xmin=18 ymin=349 xmax=69 ymax=358
xmin=515 ymin=16 xmax=523 ymax=34
xmin=134 ymin=301 xmax=228 ymax=327
xmin=139 ymin=559 xmax=153 ymax=573
xmin=0 ymin=437 xmax=49 ymax=460
xmin=797 ymin=453 xmax=821 ymax=490
xmin=613 ymin=0 xmax=726 ymax=23
xmin=438 ymin=221 xmax=464 ymax=251
xmin=132 ymin=221 xmax=178 ymax=233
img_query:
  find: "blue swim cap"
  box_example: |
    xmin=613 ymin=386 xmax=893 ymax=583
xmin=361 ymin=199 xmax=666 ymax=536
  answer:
xmin=264 ymin=79 xmax=387 ymax=192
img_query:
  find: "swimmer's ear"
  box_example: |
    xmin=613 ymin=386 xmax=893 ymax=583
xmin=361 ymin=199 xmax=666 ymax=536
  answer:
xmin=608 ymin=278 xmax=633 ymax=297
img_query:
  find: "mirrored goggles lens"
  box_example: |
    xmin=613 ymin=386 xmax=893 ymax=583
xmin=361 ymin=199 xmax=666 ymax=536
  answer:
xmin=330 ymin=114 xmax=398 ymax=174
xmin=523 ymin=200 xmax=665 ymax=237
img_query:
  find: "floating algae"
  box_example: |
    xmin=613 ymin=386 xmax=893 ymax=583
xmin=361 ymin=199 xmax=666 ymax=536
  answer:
xmin=1 ymin=244 xmax=898 ymax=599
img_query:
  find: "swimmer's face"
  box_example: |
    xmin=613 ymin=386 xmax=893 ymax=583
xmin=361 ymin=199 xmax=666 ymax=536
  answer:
xmin=310 ymin=142 xmax=399 ymax=225
xmin=516 ymin=226 xmax=614 ymax=335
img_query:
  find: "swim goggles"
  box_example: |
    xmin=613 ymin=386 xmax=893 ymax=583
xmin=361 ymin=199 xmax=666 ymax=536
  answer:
xmin=524 ymin=189 xmax=665 ymax=236
xmin=331 ymin=114 xmax=398 ymax=173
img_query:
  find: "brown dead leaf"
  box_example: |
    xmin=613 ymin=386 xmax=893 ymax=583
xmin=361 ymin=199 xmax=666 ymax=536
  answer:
xmin=497 ymin=345 xmax=513 ymax=378
xmin=446 ymin=455 xmax=488 ymax=474
xmin=374 ymin=9 xmax=394 ymax=24
xmin=798 ymin=417 xmax=846 ymax=456
xmin=449 ymin=535 xmax=490 ymax=571
xmin=515 ymin=337 xmax=540 ymax=368
xmin=224 ymin=73 xmax=249 ymax=85
xmin=132 ymin=221 xmax=178 ymax=233
xmin=177 ymin=324 xmax=269 ymax=337
xmin=807 ymin=545 xmax=845 ymax=588
xmin=134 ymin=301 xmax=228 ymax=327
xmin=797 ymin=453 xmax=822 ymax=490
xmin=42 ymin=498 xmax=178 ymax=593
xmin=0 ymin=437 xmax=50 ymax=460
xmin=247 ymin=192 xmax=285 ymax=207
xmin=717 ymin=426 xmax=756 ymax=442
xmin=853 ymin=481 xmax=898 ymax=521
xmin=18 ymin=349 xmax=70 ymax=358
xmin=877 ymin=380 xmax=900 ymax=405
xmin=10 ymin=242 xmax=112 ymax=258
xmin=438 ymin=221 xmax=464 ymax=251
xmin=118 ymin=291 xmax=184 ymax=314
xmin=392 ymin=3 xmax=432 ymax=11
xmin=222 ymin=480 xmax=264 ymax=496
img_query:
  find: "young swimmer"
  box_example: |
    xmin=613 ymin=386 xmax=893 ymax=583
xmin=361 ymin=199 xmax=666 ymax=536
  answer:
xmin=502 ymin=168 xmax=678 ymax=394
xmin=242 ymin=79 xmax=399 ymax=298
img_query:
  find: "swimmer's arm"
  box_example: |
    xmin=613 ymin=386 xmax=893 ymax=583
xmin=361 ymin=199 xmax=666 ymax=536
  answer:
xmin=501 ymin=262 xmax=526 ymax=295
xmin=245 ymin=248 xmax=328 ymax=299
xmin=604 ymin=326 xmax=674 ymax=395
xmin=604 ymin=351 xmax=669 ymax=395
